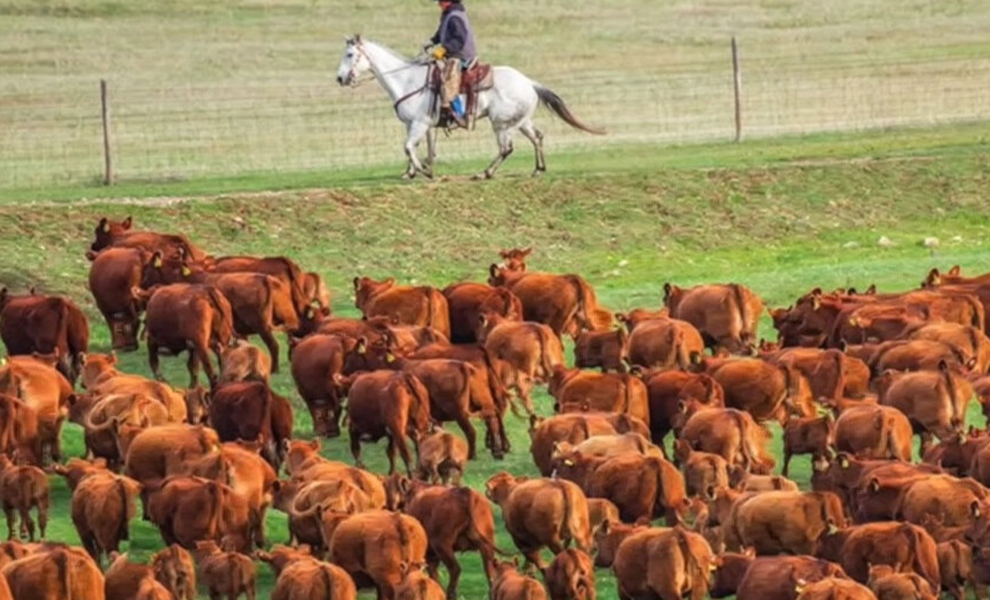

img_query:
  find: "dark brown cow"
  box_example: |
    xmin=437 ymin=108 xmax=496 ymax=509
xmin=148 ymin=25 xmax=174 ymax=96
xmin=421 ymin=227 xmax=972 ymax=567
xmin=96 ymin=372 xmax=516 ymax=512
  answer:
xmin=641 ymin=370 xmax=724 ymax=446
xmin=0 ymin=289 xmax=89 ymax=385
xmin=664 ymin=283 xmax=763 ymax=353
xmin=147 ymin=476 xmax=253 ymax=553
xmin=207 ymin=255 xmax=313 ymax=318
xmin=488 ymin=265 xmax=602 ymax=338
xmin=549 ymin=366 xmax=650 ymax=425
xmin=135 ymin=284 xmax=234 ymax=387
xmin=817 ymin=522 xmax=941 ymax=591
xmin=354 ymin=277 xmax=451 ymax=339
xmin=90 ymin=216 xmax=206 ymax=261
xmin=878 ymin=361 xmax=972 ymax=452
xmin=386 ymin=476 xmax=502 ymax=598
xmin=443 ymin=282 xmax=523 ymax=343
xmin=574 ymin=327 xmax=629 ymax=373
xmin=834 ymin=405 xmax=913 ymax=462
xmin=544 ymin=548 xmax=595 ymax=600
xmin=335 ymin=370 xmax=433 ymax=476
xmin=290 ymin=334 xmax=389 ymax=437
xmin=209 ymin=381 xmax=292 ymax=470
xmin=88 ymin=247 xmax=151 ymax=351
xmin=782 ymin=414 xmax=835 ymax=477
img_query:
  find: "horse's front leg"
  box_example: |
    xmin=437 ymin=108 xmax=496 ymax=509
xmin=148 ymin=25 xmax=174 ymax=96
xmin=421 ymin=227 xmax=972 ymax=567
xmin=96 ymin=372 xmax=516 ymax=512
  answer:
xmin=403 ymin=120 xmax=433 ymax=179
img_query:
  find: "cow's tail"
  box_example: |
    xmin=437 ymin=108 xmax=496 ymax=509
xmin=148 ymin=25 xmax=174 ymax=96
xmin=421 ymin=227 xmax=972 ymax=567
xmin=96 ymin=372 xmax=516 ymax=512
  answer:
xmin=564 ymin=275 xmax=597 ymax=333
xmin=536 ymin=326 xmax=557 ymax=382
xmin=117 ymin=477 xmax=131 ymax=543
xmin=480 ymin=347 xmax=512 ymax=417
xmin=394 ymin=513 xmax=411 ymax=566
xmin=552 ymin=479 xmax=575 ymax=547
xmin=824 ymin=350 xmax=846 ymax=401
xmin=969 ymin=326 xmax=982 ymax=369
xmin=206 ymin=481 xmax=224 ymax=540
xmin=402 ymin=373 xmax=430 ymax=427
xmin=939 ymin=360 xmax=961 ymax=429
xmin=55 ymin=548 xmax=71 ymax=600
xmin=425 ymin=288 xmax=450 ymax=339
xmin=902 ymin=523 xmax=941 ymax=592
xmin=276 ymin=257 xmax=310 ymax=316
xmin=674 ymin=527 xmax=704 ymax=590
xmin=732 ymin=410 xmax=762 ymax=473
xmin=620 ymin=374 xmax=635 ymax=415
xmin=534 ymin=85 xmax=606 ymax=135
xmin=730 ymin=284 xmax=752 ymax=347
xmin=320 ymin=564 xmax=335 ymax=600
xmin=459 ymin=486 xmax=514 ymax=556
xmin=204 ymin=286 xmax=234 ymax=347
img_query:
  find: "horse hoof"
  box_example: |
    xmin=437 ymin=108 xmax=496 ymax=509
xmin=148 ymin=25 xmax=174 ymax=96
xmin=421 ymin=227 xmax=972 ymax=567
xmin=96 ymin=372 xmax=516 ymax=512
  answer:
xmin=473 ymin=171 xmax=492 ymax=181
xmin=531 ymin=169 xmax=545 ymax=178
xmin=401 ymin=171 xmax=415 ymax=180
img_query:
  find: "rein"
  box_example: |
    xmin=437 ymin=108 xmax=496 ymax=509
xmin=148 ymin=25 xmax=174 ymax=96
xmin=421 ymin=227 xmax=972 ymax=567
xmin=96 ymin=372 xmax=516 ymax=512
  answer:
xmin=351 ymin=41 xmax=434 ymax=116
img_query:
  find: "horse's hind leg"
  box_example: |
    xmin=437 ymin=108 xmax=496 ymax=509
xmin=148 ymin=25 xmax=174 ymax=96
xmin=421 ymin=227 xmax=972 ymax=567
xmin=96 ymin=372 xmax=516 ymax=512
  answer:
xmin=477 ymin=127 xmax=514 ymax=180
xmin=404 ymin=121 xmax=433 ymax=179
xmin=519 ymin=120 xmax=546 ymax=175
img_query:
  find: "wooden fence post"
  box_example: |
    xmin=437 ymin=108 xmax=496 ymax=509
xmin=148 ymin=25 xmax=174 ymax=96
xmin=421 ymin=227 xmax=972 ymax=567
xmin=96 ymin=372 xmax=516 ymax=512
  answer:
xmin=100 ymin=79 xmax=114 ymax=185
xmin=731 ymin=37 xmax=743 ymax=142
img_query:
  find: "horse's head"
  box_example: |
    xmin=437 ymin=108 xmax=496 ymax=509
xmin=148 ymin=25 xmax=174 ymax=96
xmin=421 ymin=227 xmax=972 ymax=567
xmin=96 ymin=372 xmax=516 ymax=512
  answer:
xmin=337 ymin=35 xmax=371 ymax=86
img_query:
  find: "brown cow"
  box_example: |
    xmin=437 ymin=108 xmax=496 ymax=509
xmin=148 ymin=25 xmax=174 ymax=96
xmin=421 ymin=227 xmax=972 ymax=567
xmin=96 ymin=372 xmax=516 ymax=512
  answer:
xmin=84 ymin=393 xmax=169 ymax=468
xmin=896 ymin=475 xmax=989 ymax=528
xmin=795 ymin=578 xmax=876 ymax=600
xmin=393 ymin=357 xmax=507 ymax=459
xmin=324 ymin=510 xmax=429 ymax=600
xmin=90 ymin=216 xmax=205 ymax=260
xmin=675 ymin=441 xmax=730 ymax=499
xmin=491 ymin=558 xmax=548 ymax=600
xmin=626 ymin=317 xmax=705 ymax=370
xmin=395 ymin=565 xmax=445 ymax=600
xmin=488 ymin=265 xmax=601 ymax=338
xmin=220 ymin=340 xmax=272 ymax=384
xmin=3 ymin=546 xmax=105 ymax=600
xmin=574 ymin=327 xmax=629 ymax=373
xmin=122 ymin=423 xmax=221 ymax=513
xmin=726 ymin=490 xmax=846 ymax=555
xmin=782 ymin=414 xmax=835 ymax=477
xmin=205 ymin=255 xmax=313 ymax=318
xmin=71 ymin=470 xmax=140 ymax=565
xmin=335 ymin=370 xmax=432 ymax=476
xmin=79 ymin=353 xmax=190 ymax=423
xmin=147 ymin=476 xmax=252 ymax=553
xmin=354 ymin=277 xmax=451 ymax=339
xmin=277 ymin=478 xmax=374 ymax=552
xmin=302 ymin=271 xmax=331 ymax=313
xmin=528 ymin=412 xmax=650 ymax=476
xmin=878 ymin=361 xmax=972 ymax=453
xmin=88 ymin=248 xmax=149 ymax=351
xmin=587 ymin=498 xmax=621 ymax=532
xmin=209 ymin=381 xmax=291 ymax=470
xmin=549 ymin=366 xmax=650 ymax=425
xmin=193 ymin=540 xmax=256 ymax=600
xmin=765 ymin=348 xmax=869 ymax=400
xmin=485 ymin=472 xmax=592 ymax=570
xmin=613 ymin=526 xmax=715 ymax=600
xmin=675 ymin=402 xmax=775 ymax=474
xmin=415 ymin=427 xmax=468 ymax=484
xmin=0 ymin=393 xmax=41 ymax=466
xmin=912 ymin=322 xmax=990 ymax=374
xmin=867 ymin=564 xmax=938 ymax=600
xmin=817 ymin=522 xmax=941 ymax=591
xmin=151 ymin=544 xmax=197 ymax=600
xmin=544 ymin=548 xmax=595 ymax=600
xmin=258 ymin=545 xmax=357 ymax=600
xmin=0 ymin=289 xmax=89 ymax=384
xmin=387 ymin=476 xmax=502 ymax=598
xmin=869 ymin=339 xmax=974 ymax=375
xmin=105 ymin=553 xmax=173 ymax=600
xmin=664 ymin=283 xmax=763 ymax=353
xmin=479 ymin=312 xmax=564 ymax=412
xmin=582 ymin=452 xmax=689 ymax=524
xmin=834 ymin=405 xmax=913 ymax=462
xmin=705 ymin=358 xmax=811 ymax=423
xmin=641 ymin=369 xmax=724 ymax=446
xmin=730 ymin=556 xmax=848 ymax=600
xmin=0 ymin=356 xmax=72 ymax=463
xmin=135 ymin=283 xmax=234 ymax=387
xmin=936 ymin=539 xmax=982 ymax=600
xmin=290 ymin=334 xmax=389 ymax=437
xmin=444 ymin=282 xmax=523 ymax=343
xmin=0 ymin=456 xmax=48 ymax=541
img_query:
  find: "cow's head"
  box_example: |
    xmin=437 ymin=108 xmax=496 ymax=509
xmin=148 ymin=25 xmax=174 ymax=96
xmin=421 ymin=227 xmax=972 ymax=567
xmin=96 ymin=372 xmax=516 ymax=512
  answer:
xmin=662 ymin=283 xmax=684 ymax=310
xmin=498 ymin=247 xmax=532 ymax=272
xmin=352 ymin=276 xmax=393 ymax=311
xmin=91 ymin=216 xmax=133 ymax=252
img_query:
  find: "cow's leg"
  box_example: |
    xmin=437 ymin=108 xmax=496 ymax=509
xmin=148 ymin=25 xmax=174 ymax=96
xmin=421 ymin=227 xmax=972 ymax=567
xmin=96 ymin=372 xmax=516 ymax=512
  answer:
xmin=36 ymin=496 xmax=47 ymax=539
xmin=782 ymin=449 xmax=792 ymax=477
xmin=193 ymin=341 xmax=217 ymax=388
xmin=519 ymin=120 xmax=546 ymax=176
xmin=454 ymin=413 xmax=478 ymax=460
xmin=395 ymin=434 xmax=414 ymax=478
xmin=3 ymin=506 xmax=14 ymax=540
xmin=52 ymin=418 xmax=65 ymax=463
xmin=477 ymin=126 xmax=514 ymax=180
xmin=349 ymin=430 xmax=365 ymax=470
xmin=19 ymin=507 xmax=33 ymax=541
xmin=437 ymin=546 xmax=461 ymax=600
xmin=148 ymin=339 xmax=164 ymax=382
xmin=259 ymin=328 xmax=280 ymax=374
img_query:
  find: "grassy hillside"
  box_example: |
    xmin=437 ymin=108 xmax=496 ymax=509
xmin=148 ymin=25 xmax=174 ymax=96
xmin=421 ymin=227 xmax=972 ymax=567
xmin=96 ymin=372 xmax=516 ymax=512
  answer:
xmin=1 ymin=124 xmax=990 ymax=598
xmin=1 ymin=0 xmax=989 ymax=187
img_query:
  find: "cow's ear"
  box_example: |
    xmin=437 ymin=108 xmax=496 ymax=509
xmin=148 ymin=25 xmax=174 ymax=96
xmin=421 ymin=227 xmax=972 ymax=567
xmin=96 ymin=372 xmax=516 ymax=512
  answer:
xmin=599 ymin=519 xmax=611 ymax=535
xmin=122 ymin=216 xmax=133 ymax=229
xmin=305 ymin=306 xmax=315 ymax=319
xmin=950 ymin=265 xmax=961 ymax=276
xmin=352 ymin=277 xmax=360 ymax=291
xmin=489 ymin=263 xmax=499 ymax=279
xmin=869 ymin=478 xmax=880 ymax=493
xmin=99 ymin=217 xmax=110 ymax=232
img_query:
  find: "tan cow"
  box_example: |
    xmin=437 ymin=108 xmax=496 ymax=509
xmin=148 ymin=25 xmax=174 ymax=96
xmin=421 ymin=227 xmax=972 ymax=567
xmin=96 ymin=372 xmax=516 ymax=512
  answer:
xmin=834 ymin=405 xmax=913 ymax=462
xmin=794 ymin=578 xmax=877 ymax=600
xmin=528 ymin=412 xmax=650 ymax=476
xmin=613 ymin=526 xmax=715 ymax=600
xmin=626 ymin=317 xmax=705 ymax=370
xmin=325 ymin=510 xmax=429 ymax=600
xmin=664 ymin=283 xmax=764 ymax=354
xmin=544 ymin=548 xmax=595 ymax=600
xmin=0 ymin=356 xmax=72 ymax=463
xmin=193 ymin=540 xmax=256 ymax=600
xmin=79 ymin=353 xmax=190 ymax=423
xmin=486 ymin=472 xmax=592 ymax=570
xmin=725 ymin=490 xmax=846 ymax=555
xmin=415 ymin=427 xmax=468 ymax=484
xmin=0 ymin=456 xmax=48 ymax=541
xmin=479 ymin=312 xmax=564 ymax=413
xmin=878 ymin=362 xmax=972 ymax=453
xmin=354 ymin=277 xmax=451 ymax=339
xmin=2 ymin=546 xmax=105 ymax=600
xmin=221 ymin=340 xmax=272 ymax=384
xmin=151 ymin=544 xmax=197 ymax=600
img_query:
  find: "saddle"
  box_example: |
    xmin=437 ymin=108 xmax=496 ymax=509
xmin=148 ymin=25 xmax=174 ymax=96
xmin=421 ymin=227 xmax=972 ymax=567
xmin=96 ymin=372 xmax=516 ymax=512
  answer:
xmin=461 ymin=62 xmax=493 ymax=128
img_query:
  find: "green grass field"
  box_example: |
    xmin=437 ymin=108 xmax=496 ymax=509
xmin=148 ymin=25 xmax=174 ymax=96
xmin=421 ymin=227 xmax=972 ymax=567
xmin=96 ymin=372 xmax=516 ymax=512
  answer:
xmin=1 ymin=120 xmax=990 ymax=598
xmin=1 ymin=0 xmax=990 ymax=187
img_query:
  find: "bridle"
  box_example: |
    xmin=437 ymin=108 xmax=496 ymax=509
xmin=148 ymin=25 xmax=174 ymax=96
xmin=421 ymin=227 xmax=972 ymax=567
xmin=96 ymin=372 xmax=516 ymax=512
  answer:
xmin=345 ymin=39 xmax=434 ymax=116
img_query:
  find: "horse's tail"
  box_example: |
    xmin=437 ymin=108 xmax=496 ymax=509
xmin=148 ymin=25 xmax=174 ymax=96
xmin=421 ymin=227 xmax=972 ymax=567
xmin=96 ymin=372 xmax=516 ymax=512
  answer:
xmin=534 ymin=85 xmax=606 ymax=135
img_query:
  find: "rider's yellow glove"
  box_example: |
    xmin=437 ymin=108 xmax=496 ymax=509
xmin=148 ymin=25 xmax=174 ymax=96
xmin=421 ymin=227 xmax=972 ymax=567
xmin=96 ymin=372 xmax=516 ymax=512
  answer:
xmin=431 ymin=46 xmax=447 ymax=60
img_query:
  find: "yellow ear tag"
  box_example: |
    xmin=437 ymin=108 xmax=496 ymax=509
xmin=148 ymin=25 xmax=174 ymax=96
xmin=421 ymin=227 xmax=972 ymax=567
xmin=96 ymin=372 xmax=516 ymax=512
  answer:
xmin=357 ymin=344 xmax=367 ymax=355
xmin=181 ymin=266 xmax=192 ymax=276
xmin=154 ymin=256 xmax=163 ymax=268
xmin=386 ymin=352 xmax=395 ymax=363
xmin=564 ymin=459 xmax=575 ymax=467
xmin=102 ymin=222 xmax=110 ymax=232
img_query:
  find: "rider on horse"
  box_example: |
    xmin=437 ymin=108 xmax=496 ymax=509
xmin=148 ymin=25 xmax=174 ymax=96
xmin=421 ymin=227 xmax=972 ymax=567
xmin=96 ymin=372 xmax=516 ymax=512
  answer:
xmin=424 ymin=0 xmax=477 ymax=129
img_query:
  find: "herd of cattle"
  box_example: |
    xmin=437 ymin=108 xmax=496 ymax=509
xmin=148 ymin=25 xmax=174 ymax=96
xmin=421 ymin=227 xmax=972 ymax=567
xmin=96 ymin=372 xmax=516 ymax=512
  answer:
xmin=2 ymin=217 xmax=990 ymax=600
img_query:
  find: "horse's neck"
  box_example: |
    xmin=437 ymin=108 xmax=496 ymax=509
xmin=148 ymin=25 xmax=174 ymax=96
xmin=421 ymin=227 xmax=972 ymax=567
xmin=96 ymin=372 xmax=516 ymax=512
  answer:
xmin=364 ymin=43 xmax=427 ymax=103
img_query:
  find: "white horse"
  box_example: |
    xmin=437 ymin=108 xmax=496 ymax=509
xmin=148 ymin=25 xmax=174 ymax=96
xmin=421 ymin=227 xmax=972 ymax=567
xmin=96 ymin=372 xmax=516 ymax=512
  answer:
xmin=335 ymin=35 xmax=604 ymax=179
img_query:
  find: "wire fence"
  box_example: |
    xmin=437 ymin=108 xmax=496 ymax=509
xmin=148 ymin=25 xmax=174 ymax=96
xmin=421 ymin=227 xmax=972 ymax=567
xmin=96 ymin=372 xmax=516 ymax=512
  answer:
xmin=1 ymin=42 xmax=988 ymax=189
